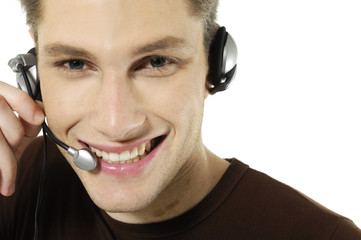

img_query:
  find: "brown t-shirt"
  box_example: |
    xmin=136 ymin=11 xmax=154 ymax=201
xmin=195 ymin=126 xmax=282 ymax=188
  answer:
xmin=1 ymin=137 xmax=360 ymax=239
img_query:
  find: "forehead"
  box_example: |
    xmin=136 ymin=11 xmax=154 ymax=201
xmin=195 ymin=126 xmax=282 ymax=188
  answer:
xmin=37 ymin=0 xmax=202 ymax=53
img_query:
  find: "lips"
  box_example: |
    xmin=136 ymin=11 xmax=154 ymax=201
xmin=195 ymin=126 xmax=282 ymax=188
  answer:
xmin=83 ymin=135 xmax=166 ymax=176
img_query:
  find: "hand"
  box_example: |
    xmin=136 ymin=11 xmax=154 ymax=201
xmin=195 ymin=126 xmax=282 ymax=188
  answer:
xmin=0 ymin=81 xmax=44 ymax=196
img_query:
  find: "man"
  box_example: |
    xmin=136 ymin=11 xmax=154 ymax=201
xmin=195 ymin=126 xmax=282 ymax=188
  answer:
xmin=0 ymin=0 xmax=360 ymax=239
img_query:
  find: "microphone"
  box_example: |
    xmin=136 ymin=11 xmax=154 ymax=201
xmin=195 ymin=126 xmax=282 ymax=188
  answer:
xmin=42 ymin=123 xmax=98 ymax=171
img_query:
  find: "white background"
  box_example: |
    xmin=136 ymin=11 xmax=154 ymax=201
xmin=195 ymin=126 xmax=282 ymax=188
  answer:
xmin=0 ymin=0 xmax=360 ymax=228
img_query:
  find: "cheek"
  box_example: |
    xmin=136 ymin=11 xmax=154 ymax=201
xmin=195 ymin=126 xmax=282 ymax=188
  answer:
xmin=149 ymin=71 xmax=206 ymax=133
xmin=39 ymin=70 xmax=93 ymax=135
xmin=40 ymin=78 xmax=66 ymax=126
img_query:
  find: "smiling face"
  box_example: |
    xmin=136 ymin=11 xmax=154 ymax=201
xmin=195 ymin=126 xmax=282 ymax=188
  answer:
xmin=36 ymin=0 xmax=212 ymax=221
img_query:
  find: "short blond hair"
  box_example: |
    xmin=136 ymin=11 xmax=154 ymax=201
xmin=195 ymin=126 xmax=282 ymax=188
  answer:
xmin=19 ymin=0 xmax=218 ymax=51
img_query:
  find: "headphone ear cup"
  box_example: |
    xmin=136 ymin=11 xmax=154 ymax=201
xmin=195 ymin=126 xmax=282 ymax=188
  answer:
xmin=9 ymin=47 xmax=41 ymax=100
xmin=208 ymin=27 xmax=227 ymax=89
xmin=27 ymin=48 xmax=42 ymax=101
xmin=208 ymin=26 xmax=238 ymax=94
xmin=9 ymin=48 xmax=41 ymax=101
xmin=27 ymin=47 xmax=37 ymax=56
xmin=15 ymin=48 xmax=42 ymax=101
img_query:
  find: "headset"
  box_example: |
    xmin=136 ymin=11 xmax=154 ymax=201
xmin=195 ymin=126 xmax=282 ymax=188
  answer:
xmin=7 ymin=26 xmax=237 ymax=238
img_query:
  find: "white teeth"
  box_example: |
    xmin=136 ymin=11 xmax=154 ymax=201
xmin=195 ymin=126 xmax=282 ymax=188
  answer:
xmin=119 ymin=150 xmax=130 ymax=161
xmin=146 ymin=142 xmax=151 ymax=152
xmin=89 ymin=140 xmax=155 ymax=164
xmin=138 ymin=143 xmax=145 ymax=156
xmin=130 ymin=147 xmax=138 ymax=159
xmin=132 ymin=156 xmax=140 ymax=163
xmin=95 ymin=149 xmax=102 ymax=157
xmin=102 ymin=151 xmax=109 ymax=161
xmin=109 ymin=152 xmax=119 ymax=162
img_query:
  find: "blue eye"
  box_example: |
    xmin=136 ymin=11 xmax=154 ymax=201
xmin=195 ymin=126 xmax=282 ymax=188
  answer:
xmin=131 ymin=55 xmax=180 ymax=77
xmin=150 ymin=57 xmax=167 ymax=68
xmin=68 ymin=60 xmax=85 ymax=70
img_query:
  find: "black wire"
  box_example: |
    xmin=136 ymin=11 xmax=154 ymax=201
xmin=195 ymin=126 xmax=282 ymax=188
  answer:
xmin=18 ymin=65 xmax=35 ymax=100
xmin=17 ymin=63 xmax=69 ymax=239
xmin=33 ymin=127 xmax=47 ymax=240
xmin=17 ymin=64 xmax=46 ymax=240
xmin=41 ymin=123 xmax=68 ymax=150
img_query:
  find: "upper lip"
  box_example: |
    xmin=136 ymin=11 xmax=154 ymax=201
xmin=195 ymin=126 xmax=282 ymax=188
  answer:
xmin=79 ymin=134 xmax=165 ymax=153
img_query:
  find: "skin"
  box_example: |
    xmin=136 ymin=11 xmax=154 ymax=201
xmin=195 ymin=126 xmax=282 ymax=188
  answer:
xmin=0 ymin=85 xmax=44 ymax=196
xmin=1 ymin=0 xmax=229 ymax=224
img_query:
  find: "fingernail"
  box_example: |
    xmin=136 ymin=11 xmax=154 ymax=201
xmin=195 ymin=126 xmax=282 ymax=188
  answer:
xmin=1 ymin=184 xmax=15 ymax=197
xmin=34 ymin=111 xmax=44 ymax=123
xmin=8 ymin=184 xmax=15 ymax=195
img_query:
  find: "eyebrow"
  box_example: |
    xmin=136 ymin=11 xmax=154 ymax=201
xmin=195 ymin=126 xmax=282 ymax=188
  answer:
xmin=132 ymin=36 xmax=189 ymax=56
xmin=41 ymin=36 xmax=189 ymax=60
xmin=42 ymin=43 xmax=97 ymax=61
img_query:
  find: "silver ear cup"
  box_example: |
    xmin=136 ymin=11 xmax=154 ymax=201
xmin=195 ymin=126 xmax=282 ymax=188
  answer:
xmin=222 ymin=33 xmax=238 ymax=83
xmin=208 ymin=27 xmax=238 ymax=94
xmin=8 ymin=53 xmax=39 ymax=98
xmin=17 ymin=65 xmax=39 ymax=97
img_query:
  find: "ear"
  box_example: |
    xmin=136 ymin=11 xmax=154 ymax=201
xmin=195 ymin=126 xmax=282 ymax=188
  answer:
xmin=204 ymin=86 xmax=209 ymax=99
xmin=28 ymin=29 xmax=36 ymax=43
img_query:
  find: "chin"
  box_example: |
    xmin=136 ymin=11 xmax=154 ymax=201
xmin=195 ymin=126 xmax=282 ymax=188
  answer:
xmin=79 ymin=170 xmax=168 ymax=214
xmin=88 ymin=184 xmax=158 ymax=213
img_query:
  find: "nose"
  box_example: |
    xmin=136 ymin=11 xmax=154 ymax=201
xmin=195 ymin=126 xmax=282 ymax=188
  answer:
xmin=90 ymin=72 xmax=148 ymax=141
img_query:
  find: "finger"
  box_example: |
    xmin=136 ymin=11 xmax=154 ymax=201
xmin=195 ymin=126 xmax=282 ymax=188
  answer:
xmin=0 ymin=82 xmax=44 ymax=125
xmin=0 ymin=131 xmax=17 ymax=196
xmin=23 ymin=100 xmax=46 ymax=138
xmin=0 ymin=95 xmax=26 ymax=148
xmin=20 ymin=117 xmax=43 ymax=138
xmin=18 ymin=100 xmax=45 ymax=143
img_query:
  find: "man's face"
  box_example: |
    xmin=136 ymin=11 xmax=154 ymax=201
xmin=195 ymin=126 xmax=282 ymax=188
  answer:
xmin=36 ymin=0 xmax=209 ymax=214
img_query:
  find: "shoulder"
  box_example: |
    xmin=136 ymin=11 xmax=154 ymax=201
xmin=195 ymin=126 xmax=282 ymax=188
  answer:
xmin=217 ymin=159 xmax=361 ymax=239
xmin=331 ymin=218 xmax=361 ymax=240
